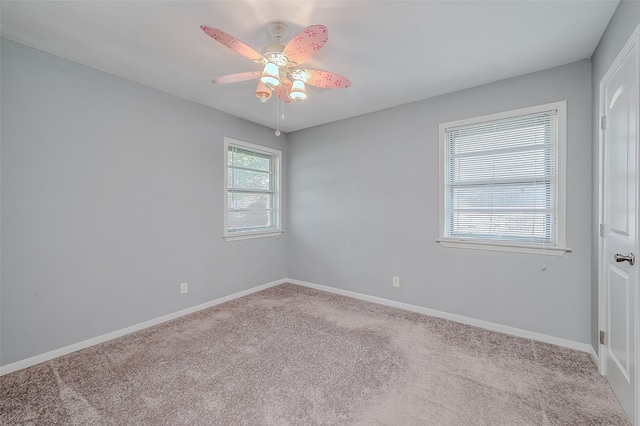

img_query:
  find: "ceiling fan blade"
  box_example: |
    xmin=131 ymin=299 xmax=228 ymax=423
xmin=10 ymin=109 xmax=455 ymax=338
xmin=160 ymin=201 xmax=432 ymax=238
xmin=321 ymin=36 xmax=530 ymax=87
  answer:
xmin=201 ymin=25 xmax=265 ymax=63
xmin=283 ymin=25 xmax=328 ymax=66
xmin=212 ymin=71 xmax=261 ymax=84
xmin=298 ymin=70 xmax=351 ymax=89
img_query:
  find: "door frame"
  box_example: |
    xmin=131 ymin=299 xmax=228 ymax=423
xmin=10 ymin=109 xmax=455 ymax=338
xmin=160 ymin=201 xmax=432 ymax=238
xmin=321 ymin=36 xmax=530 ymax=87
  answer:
xmin=598 ymin=24 xmax=640 ymax=426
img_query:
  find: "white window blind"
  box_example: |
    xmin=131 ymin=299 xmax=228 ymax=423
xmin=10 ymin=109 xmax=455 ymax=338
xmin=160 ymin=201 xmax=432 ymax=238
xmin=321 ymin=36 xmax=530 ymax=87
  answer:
xmin=441 ymin=103 xmax=567 ymax=251
xmin=224 ymin=138 xmax=281 ymax=240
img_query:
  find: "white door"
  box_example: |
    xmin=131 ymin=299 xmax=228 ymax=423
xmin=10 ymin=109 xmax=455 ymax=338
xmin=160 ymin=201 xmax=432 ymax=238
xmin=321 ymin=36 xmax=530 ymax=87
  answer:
xmin=600 ymin=26 xmax=639 ymax=425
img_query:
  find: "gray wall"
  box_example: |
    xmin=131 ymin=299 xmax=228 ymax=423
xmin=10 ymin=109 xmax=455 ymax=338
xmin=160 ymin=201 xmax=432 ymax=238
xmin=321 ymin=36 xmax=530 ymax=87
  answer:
xmin=590 ymin=0 xmax=640 ymax=354
xmin=288 ymin=60 xmax=593 ymax=344
xmin=1 ymin=40 xmax=288 ymax=365
xmin=4 ymin=9 xmax=628 ymax=365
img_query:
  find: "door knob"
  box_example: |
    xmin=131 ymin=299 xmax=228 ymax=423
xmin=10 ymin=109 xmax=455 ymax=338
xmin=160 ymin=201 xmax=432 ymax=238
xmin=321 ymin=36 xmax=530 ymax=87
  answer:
xmin=614 ymin=253 xmax=635 ymax=265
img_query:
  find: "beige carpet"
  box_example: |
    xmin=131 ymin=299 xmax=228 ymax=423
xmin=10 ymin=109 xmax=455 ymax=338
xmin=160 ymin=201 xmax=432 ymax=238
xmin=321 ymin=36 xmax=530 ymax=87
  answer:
xmin=0 ymin=283 xmax=631 ymax=425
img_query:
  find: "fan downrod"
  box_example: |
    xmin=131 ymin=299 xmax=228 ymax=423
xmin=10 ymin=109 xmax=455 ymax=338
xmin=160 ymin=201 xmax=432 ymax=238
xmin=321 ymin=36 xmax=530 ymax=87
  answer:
xmin=266 ymin=21 xmax=290 ymax=44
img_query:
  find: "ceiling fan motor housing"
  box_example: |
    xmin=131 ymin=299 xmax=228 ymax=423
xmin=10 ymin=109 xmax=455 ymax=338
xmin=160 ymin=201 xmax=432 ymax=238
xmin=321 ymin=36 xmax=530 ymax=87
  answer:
xmin=263 ymin=22 xmax=291 ymax=68
xmin=262 ymin=44 xmax=288 ymax=67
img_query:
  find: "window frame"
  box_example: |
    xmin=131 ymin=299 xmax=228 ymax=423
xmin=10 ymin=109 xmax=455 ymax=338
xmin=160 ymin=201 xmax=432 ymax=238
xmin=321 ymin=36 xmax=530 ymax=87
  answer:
xmin=223 ymin=137 xmax=283 ymax=242
xmin=437 ymin=101 xmax=570 ymax=256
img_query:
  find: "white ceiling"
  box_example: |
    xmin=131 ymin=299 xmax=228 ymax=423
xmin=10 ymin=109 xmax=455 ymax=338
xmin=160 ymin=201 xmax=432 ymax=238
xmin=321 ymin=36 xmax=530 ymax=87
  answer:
xmin=1 ymin=1 xmax=619 ymax=133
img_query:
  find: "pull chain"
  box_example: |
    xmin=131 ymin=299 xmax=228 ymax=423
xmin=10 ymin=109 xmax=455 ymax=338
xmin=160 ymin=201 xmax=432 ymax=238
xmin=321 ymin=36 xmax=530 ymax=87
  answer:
xmin=275 ymin=94 xmax=281 ymax=136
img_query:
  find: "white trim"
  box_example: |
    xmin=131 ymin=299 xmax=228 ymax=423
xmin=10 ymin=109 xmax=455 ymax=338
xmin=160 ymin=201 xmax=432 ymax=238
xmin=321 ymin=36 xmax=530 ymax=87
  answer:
xmin=223 ymin=230 xmax=284 ymax=242
xmin=224 ymin=137 xmax=281 ymax=158
xmin=590 ymin=345 xmax=600 ymax=368
xmin=287 ymin=278 xmax=593 ymax=354
xmin=597 ymin=25 xmax=640 ymax=426
xmin=436 ymin=239 xmax=570 ymax=256
xmin=440 ymin=102 xmax=564 ymax=130
xmin=0 ymin=278 xmax=286 ymax=376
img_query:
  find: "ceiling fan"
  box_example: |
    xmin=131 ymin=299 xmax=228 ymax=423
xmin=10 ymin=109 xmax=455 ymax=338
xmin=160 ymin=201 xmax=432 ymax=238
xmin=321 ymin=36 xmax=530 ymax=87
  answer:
xmin=200 ymin=22 xmax=351 ymax=103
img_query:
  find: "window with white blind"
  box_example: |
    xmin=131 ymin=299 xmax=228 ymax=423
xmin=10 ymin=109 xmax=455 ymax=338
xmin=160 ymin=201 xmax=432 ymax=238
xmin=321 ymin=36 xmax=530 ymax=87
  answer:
xmin=224 ymin=138 xmax=282 ymax=241
xmin=438 ymin=101 xmax=570 ymax=255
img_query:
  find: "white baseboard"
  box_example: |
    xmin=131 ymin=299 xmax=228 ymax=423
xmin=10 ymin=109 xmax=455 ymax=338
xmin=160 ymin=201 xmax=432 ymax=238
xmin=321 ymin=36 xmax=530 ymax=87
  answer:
xmin=1 ymin=277 xmax=594 ymax=376
xmin=0 ymin=279 xmax=286 ymax=376
xmin=590 ymin=345 xmax=600 ymax=369
xmin=287 ymin=278 xmax=594 ymax=354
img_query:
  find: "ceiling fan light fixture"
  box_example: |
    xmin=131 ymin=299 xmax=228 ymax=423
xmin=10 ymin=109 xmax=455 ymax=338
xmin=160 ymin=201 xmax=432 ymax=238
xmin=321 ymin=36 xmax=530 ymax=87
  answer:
xmin=255 ymin=80 xmax=272 ymax=103
xmin=260 ymin=62 xmax=281 ymax=89
xmin=290 ymin=79 xmax=307 ymax=101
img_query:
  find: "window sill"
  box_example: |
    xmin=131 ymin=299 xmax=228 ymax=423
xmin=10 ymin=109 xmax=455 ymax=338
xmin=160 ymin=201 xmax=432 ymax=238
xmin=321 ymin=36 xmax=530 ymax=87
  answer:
xmin=436 ymin=239 xmax=571 ymax=256
xmin=223 ymin=230 xmax=284 ymax=242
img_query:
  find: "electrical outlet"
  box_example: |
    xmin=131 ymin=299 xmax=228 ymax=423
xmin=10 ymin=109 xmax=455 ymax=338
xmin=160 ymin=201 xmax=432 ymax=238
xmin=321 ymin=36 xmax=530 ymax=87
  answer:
xmin=180 ymin=282 xmax=188 ymax=294
xmin=392 ymin=276 xmax=400 ymax=288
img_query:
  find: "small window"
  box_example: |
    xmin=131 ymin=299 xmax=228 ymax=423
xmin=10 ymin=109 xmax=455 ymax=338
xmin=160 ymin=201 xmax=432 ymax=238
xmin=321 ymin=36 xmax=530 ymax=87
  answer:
xmin=438 ymin=101 xmax=570 ymax=255
xmin=224 ymin=138 xmax=282 ymax=241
